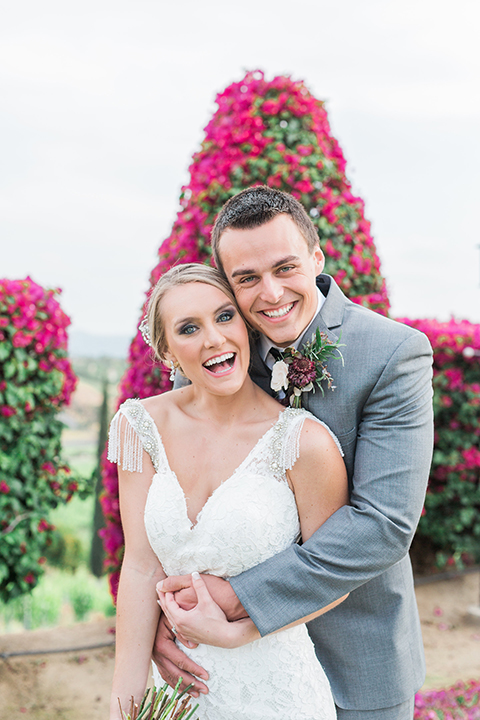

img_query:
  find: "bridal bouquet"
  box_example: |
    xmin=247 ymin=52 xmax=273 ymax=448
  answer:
xmin=119 ymin=681 xmax=199 ymax=720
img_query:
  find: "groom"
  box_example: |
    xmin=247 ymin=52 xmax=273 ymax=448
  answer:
xmin=155 ymin=186 xmax=434 ymax=719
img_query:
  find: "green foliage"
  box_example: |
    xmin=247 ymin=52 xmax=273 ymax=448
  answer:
xmin=0 ymin=277 xmax=90 ymax=602
xmin=405 ymin=319 xmax=480 ymax=569
xmin=0 ymin=567 xmax=115 ymax=631
xmin=44 ymin=530 xmax=85 ymax=573
xmin=70 ymin=583 xmax=95 ymax=621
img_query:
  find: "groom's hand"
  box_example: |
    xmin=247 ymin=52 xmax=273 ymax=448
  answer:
xmin=160 ymin=574 xmax=248 ymax=621
xmin=152 ymin=613 xmax=209 ymax=697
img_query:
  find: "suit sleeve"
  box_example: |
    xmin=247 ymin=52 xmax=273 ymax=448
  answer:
xmin=229 ymin=331 xmax=434 ymax=635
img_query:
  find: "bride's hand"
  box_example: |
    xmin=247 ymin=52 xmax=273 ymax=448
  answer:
xmin=151 ymin=613 xmax=209 ymax=698
xmin=157 ymin=572 xmax=260 ymax=649
xmin=159 ymin=573 xmax=248 ymax=620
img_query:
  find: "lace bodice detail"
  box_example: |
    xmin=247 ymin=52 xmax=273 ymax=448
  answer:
xmin=109 ymin=399 xmax=342 ymax=579
xmin=108 ymin=398 xmax=339 ymax=720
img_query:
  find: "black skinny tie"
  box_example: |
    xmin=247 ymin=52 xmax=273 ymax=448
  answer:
xmin=269 ymin=347 xmax=283 ymax=362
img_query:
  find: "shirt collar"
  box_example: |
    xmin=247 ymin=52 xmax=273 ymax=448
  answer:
xmin=259 ymin=287 xmax=325 ymax=365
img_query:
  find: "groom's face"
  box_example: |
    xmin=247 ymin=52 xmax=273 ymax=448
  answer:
xmin=218 ymin=214 xmax=324 ymax=347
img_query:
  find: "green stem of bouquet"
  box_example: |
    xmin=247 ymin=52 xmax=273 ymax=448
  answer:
xmin=120 ymin=680 xmax=199 ymax=720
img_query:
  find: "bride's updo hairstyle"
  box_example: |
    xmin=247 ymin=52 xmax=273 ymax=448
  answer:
xmin=145 ymin=263 xmax=239 ymax=362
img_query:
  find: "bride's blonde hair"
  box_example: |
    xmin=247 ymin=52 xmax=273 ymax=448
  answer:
xmin=146 ymin=263 xmax=239 ymax=361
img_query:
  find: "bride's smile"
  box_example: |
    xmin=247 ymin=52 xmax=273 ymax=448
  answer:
xmin=203 ymin=351 xmax=236 ymax=375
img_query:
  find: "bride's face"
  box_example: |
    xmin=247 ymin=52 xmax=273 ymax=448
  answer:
xmin=161 ymin=282 xmax=251 ymax=396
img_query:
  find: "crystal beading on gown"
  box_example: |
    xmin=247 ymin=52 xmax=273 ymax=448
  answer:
xmin=108 ymin=398 xmax=342 ymax=720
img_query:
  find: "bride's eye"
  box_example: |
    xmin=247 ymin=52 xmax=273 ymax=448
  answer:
xmin=217 ymin=309 xmax=235 ymax=323
xmin=179 ymin=323 xmax=197 ymax=335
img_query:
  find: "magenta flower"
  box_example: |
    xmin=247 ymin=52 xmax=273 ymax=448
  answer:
xmin=289 ymin=357 xmax=317 ymax=388
xmin=1 ymin=406 xmax=16 ymax=417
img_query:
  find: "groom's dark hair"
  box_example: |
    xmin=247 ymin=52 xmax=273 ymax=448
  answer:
xmin=211 ymin=185 xmax=320 ymax=275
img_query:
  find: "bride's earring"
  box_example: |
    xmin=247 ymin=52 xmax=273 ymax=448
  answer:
xmin=168 ymin=360 xmax=177 ymax=382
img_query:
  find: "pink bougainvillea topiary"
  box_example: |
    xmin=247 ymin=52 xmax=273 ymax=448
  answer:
xmin=401 ymin=318 xmax=480 ymax=569
xmin=100 ymin=70 xmax=392 ymax=594
xmin=0 ymin=277 xmax=82 ymax=601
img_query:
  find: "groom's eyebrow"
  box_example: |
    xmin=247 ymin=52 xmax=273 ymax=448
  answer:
xmin=271 ymin=255 xmax=299 ymax=268
xmin=231 ymin=255 xmax=299 ymax=278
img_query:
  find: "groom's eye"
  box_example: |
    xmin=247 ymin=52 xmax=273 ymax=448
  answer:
xmin=278 ymin=265 xmax=294 ymax=273
xmin=239 ymin=275 xmax=256 ymax=284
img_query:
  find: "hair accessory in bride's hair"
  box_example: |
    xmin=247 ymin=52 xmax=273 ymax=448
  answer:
xmin=139 ymin=315 xmax=152 ymax=348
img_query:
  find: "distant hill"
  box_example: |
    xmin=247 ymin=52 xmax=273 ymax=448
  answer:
xmin=69 ymin=331 xmax=131 ymax=359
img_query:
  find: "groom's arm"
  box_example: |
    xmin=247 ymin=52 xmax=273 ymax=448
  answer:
xmin=228 ymin=330 xmax=433 ymax=635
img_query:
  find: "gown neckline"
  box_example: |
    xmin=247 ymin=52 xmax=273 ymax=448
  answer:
xmin=145 ymin=405 xmax=288 ymax=529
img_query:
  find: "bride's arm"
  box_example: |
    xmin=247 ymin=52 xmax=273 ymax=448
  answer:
xmin=109 ymin=438 xmax=166 ymax=719
xmin=158 ymin=420 xmax=349 ymax=648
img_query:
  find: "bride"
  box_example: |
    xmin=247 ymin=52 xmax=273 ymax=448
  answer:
xmin=108 ymin=263 xmax=348 ymax=720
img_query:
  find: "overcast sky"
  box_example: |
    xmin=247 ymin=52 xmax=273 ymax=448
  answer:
xmin=2 ymin=0 xmax=479 ymax=341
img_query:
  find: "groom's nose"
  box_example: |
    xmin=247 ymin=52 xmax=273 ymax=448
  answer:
xmin=258 ymin=274 xmax=284 ymax=305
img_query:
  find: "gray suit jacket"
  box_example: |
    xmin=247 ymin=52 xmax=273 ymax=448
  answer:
xmin=229 ymin=274 xmax=434 ymax=711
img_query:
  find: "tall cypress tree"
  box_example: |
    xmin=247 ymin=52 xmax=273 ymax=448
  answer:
xmin=90 ymin=377 xmax=108 ymax=577
xmin=100 ymin=71 xmax=390 ymax=596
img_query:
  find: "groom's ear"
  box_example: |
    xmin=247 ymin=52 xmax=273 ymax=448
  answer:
xmin=313 ymin=245 xmax=325 ymax=274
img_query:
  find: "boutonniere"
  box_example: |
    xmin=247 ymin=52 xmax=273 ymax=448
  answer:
xmin=271 ymin=329 xmax=344 ymax=408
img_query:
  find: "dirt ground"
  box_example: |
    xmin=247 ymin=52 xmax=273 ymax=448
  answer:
xmin=1 ymin=573 xmax=479 ymax=719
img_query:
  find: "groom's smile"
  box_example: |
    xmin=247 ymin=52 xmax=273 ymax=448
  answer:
xmin=218 ymin=215 xmax=325 ymax=348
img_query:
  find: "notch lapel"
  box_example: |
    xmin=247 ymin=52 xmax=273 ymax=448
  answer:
xmin=299 ymin=274 xmax=346 ymax=346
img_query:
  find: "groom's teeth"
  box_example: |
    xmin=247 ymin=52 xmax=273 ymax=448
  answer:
xmin=263 ymin=303 xmax=294 ymax=318
xmin=204 ymin=352 xmax=234 ymax=367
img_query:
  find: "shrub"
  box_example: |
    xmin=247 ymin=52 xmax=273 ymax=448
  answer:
xmin=415 ymin=679 xmax=480 ymax=718
xmin=0 ymin=567 xmax=115 ymax=630
xmin=402 ymin=318 xmax=480 ymax=569
xmin=0 ymin=277 xmax=88 ymax=602
xmin=44 ymin=529 xmax=84 ymax=573
xmin=70 ymin=584 xmax=94 ymax=621
xmin=100 ymin=71 xmax=391 ymax=597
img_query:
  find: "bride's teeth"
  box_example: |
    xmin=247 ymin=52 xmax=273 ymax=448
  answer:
xmin=204 ymin=352 xmax=234 ymax=367
xmin=263 ymin=303 xmax=294 ymax=318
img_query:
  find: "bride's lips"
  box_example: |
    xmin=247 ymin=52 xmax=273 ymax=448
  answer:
xmin=259 ymin=301 xmax=297 ymax=322
xmin=203 ymin=352 xmax=237 ymax=375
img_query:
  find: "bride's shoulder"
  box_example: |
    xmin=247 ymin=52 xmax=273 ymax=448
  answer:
xmin=137 ymin=388 xmax=189 ymax=433
xmin=284 ymin=408 xmax=344 ymax=458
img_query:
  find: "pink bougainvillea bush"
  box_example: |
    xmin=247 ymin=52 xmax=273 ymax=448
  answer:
xmin=401 ymin=318 xmax=480 ymax=569
xmin=100 ymin=70 xmax=390 ymax=597
xmin=415 ymin=679 xmax=480 ymax=718
xmin=0 ymin=277 xmax=82 ymax=601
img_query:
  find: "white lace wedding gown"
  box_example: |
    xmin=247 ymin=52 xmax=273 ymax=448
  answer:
xmin=109 ymin=398 xmax=339 ymax=720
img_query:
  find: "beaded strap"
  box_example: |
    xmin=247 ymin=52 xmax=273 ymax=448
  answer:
xmin=267 ymin=408 xmax=343 ymax=481
xmin=107 ymin=398 xmax=161 ymax=473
